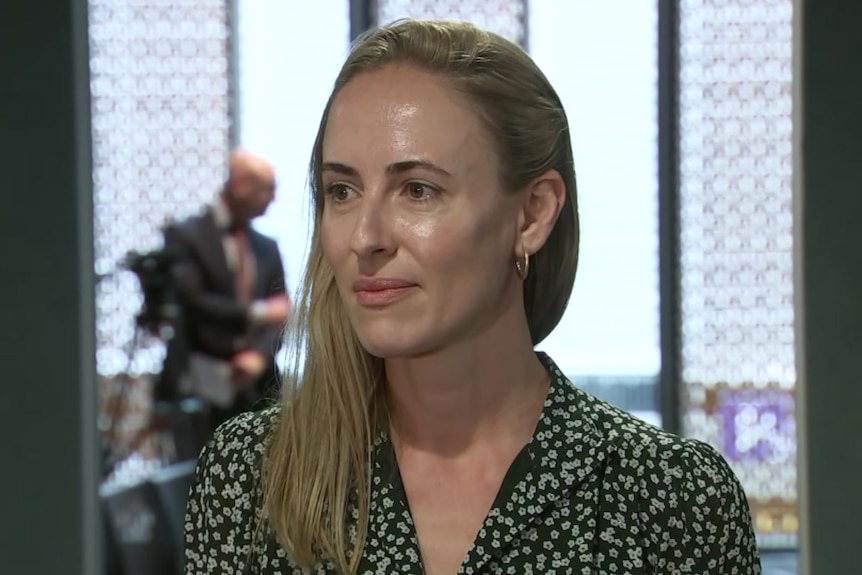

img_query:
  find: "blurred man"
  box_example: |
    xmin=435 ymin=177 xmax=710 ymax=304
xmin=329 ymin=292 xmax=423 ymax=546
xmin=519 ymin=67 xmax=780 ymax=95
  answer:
xmin=158 ymin=149 xmax=291 ymax=432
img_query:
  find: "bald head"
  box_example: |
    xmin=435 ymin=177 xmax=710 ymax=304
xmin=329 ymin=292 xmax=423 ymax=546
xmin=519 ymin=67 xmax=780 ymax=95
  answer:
xmin=223 ymin=149 xmax=277 ymax=224
xmin=228 ymin=149 xmax=275 ymax=182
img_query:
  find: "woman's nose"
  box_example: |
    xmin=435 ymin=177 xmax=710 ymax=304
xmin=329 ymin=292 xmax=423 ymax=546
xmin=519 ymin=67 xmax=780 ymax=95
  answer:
xmin=349 ymin=195 xmax=395 ymax=261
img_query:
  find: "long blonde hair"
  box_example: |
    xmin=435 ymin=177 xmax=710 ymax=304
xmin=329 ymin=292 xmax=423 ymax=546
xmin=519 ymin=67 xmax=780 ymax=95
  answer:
xmin=261 ymin=19 xmax=580 ymax=574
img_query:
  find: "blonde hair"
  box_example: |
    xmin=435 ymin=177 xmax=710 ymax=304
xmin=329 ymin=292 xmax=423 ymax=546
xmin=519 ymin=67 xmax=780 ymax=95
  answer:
xmin=261 ymin=19 xmax=579 ymax=574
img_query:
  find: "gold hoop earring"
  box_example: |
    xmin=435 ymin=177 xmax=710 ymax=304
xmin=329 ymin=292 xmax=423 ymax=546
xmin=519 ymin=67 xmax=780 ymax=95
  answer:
xmin=515 ymin=250 xmax=530 ymax=280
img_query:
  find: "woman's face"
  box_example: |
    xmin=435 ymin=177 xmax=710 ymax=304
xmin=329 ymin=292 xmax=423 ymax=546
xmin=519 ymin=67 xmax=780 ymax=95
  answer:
xmin=320 ymin=64 xmax=522 ymax=358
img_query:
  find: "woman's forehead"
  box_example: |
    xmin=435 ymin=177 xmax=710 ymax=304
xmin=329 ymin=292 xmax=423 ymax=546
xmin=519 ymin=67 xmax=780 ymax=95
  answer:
xmin=323 ymin=67 xmax=491 ymax=168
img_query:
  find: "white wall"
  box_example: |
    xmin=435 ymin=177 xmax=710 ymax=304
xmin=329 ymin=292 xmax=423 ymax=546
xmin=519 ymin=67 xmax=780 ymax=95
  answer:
xmin=529 ymin=1 xmax=660 ymax=376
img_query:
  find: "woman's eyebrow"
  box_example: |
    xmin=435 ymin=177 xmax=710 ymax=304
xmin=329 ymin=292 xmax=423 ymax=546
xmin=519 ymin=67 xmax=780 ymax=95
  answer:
xmin=386 ymin=159 xmax=452 ymax=177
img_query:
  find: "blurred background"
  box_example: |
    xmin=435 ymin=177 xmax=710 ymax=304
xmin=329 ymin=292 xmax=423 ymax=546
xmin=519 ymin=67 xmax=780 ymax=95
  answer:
xmin=2 ymin=1 xmax=861 ymax=574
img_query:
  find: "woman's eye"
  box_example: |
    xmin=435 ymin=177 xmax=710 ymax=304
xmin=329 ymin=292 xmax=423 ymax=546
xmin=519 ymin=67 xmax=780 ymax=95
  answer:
xmin=405 ymin=182 xmax=436 ymax=201
xmin=325 ymin=183 xmax=354 ymax=202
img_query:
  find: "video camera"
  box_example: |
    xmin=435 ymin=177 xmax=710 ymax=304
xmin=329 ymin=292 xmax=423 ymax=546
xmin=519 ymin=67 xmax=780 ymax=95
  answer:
xmin=122 ymin=248 xmax=181 ymax=336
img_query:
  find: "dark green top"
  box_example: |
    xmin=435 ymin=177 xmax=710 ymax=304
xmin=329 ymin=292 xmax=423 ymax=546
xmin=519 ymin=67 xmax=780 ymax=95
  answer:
xmin=184 ymin=354 xmax=761 ymax=574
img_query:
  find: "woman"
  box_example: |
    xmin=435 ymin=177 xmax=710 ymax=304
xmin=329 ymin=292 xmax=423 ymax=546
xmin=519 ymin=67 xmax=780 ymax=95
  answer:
xmin=184 ymin=19 xmax=761 ymax=575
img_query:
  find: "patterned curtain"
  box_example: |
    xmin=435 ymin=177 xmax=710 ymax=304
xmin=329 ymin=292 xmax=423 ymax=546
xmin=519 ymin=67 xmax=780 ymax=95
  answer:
xmin=678 ymin=0 xmax=796 ymax=547
xmin=89 ymin=0 xmax=232 ymax=378
xmin=376 ymin=0 xmax=528 ymax=47
xmin=89 ymin=0 xmax=232 ymax=467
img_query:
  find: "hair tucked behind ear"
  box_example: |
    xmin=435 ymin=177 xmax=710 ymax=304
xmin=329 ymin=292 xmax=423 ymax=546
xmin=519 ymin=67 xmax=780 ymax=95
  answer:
xmin=260 ymin=19 xmax=578 ymax=574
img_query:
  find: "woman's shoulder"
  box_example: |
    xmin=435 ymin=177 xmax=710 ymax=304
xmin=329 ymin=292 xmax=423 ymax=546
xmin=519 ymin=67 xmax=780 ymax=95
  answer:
xmin=572 ymin=383 xmax=735 ymax=481
xmin=564 ymin=384 xmax=760 ymax=569
xmin=205 ymin=405 xmax=282 ymax=467
xmin=572 ymin=384 xmax=754 ymax=530
xmin=541 ymin=354 xmax=738 ymax=485
xmin=184 ymin=406 xmax=283 ymax=572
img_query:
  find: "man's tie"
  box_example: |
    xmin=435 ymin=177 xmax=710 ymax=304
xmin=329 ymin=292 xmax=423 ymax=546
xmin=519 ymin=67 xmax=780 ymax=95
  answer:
xmin=231 ymin=227 xmax=252 ymax=303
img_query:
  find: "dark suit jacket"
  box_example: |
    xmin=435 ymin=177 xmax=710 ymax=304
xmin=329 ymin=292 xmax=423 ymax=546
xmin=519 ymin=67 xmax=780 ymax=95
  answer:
xmin=157 ymin=208 xmax=287 ymax=404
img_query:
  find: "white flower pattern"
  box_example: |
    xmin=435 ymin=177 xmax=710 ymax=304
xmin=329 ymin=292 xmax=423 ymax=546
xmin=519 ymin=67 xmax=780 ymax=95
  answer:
xmin=184 ymin=354 xmax=761 ymax=574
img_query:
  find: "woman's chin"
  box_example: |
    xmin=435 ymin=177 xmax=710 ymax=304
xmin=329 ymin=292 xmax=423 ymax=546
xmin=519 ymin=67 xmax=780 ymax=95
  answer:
xmin=355 ymin=330 xmax=435 ymax=360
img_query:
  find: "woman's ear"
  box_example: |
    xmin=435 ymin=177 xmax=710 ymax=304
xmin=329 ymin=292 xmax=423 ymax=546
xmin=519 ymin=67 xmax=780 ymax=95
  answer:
xmin=516 ymin=169 xmax=566 ymax=257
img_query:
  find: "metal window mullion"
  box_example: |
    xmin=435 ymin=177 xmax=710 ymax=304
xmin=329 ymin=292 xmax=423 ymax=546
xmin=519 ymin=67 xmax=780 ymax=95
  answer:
xmin=351 ymin=0 xmax=376 ymax=41
xmin=657 ymin=0 xmax=682 ymax=435
xmin=227 ymin=0 xmax=241 ymax=147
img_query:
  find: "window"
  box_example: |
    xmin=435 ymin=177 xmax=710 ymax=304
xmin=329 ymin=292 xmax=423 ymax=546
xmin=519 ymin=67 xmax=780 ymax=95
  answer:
xmin=528 ymin=1 xmax=660 ymax=402
xmin=90 ymin=0 xmax=231 ymax=377
xmin=678 ymin=0 xmax=796 ymax=548
xmin=236 ymin=0 xmax=350 ymax=295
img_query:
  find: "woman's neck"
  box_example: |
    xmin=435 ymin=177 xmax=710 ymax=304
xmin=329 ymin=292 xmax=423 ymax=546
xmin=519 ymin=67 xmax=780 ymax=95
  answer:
xmin=384 ymin=318 xmax=550 ymax=458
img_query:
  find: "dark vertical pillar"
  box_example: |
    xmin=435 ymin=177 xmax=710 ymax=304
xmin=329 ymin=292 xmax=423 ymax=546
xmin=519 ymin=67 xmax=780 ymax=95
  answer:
xmin=657 ymin=0 xmax=682 ymax=434
xmin=520 ymin=0 xmax=531 ymax=52
xmin=795 ymin=0 xmax=862 ymax=573
xmin=0 ymin=1 xmax=100 ymax=574
xmin=228 ymin=0 xmax=241 ymax=147
xmin=350 ymin=0 xmax=376 ymax=41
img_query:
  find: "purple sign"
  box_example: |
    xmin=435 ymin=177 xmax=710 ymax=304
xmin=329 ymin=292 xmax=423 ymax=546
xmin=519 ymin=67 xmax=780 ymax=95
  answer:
xmin=716 ymin=389 xmax=796 ymax=465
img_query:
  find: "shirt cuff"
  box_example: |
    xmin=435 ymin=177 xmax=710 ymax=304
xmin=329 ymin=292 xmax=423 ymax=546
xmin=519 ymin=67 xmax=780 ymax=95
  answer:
xmin=248 ymin=300 xmax=267 ymax=324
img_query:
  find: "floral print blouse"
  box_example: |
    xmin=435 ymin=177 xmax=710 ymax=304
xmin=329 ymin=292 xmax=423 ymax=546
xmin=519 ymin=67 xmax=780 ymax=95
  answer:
xmin=184 ymin=354 xmax=761 ymax=574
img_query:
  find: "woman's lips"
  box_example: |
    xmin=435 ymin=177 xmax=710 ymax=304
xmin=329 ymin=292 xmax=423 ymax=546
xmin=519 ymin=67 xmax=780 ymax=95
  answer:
xmin=353 ymin=278 xmax=417 ymax=307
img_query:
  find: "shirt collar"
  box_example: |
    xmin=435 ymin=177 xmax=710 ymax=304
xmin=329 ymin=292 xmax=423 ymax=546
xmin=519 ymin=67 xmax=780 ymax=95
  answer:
xmin=211 ymin=193 xmax=233 ymax=231
xmin=363 ymin=353 xmax=614 ymax=573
